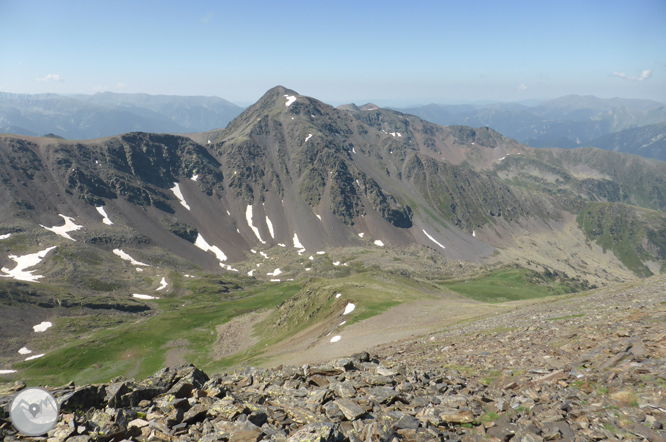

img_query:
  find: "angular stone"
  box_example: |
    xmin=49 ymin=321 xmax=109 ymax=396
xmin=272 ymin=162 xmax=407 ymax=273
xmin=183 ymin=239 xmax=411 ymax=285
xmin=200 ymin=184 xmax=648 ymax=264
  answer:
xmin=440 ymin=409 xmax=475 ymax=424
xmin=334 ymin=398 xmax=367 ymax=421
xmin=183 ymin=403 xmax=209 ymax=424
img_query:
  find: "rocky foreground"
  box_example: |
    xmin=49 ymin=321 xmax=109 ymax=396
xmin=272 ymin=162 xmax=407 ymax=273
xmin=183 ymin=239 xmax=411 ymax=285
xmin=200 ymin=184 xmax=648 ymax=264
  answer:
xmin=1 ymin=276 xmax=665 ymax=442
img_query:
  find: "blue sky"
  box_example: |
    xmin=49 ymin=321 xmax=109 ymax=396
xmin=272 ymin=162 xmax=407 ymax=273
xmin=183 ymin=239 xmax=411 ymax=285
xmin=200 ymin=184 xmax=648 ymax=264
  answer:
xmin=1 ymin=0 xmax=664 ymax=106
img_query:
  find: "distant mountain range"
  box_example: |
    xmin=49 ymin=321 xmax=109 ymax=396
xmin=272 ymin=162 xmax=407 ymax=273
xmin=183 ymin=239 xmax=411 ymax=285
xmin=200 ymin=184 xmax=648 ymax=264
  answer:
xmin=391 ymin=95 xmax=666 ymax=159
xmin=0 ymin=92 xmax=244 ymax=140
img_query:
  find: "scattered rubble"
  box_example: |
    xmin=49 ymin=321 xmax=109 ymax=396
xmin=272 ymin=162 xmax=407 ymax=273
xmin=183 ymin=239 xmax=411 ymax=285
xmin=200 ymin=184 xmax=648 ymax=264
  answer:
xmin=1 ymin=278 xmax=665 ymax=441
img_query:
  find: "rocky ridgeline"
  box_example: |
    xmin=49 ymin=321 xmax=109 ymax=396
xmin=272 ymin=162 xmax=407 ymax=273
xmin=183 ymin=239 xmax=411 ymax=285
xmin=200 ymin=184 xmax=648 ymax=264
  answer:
xmin=1 ymin=277 xmax=666 ymax=442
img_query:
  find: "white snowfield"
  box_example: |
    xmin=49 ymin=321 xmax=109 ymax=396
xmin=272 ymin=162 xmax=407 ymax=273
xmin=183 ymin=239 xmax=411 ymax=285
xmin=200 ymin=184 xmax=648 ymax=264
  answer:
xmin=96 ymin=206 xmax=113 ymax=225
xmin=330 ymin=336 xmax=341 ymax=343
xmin=266 ymin=216 xmax=275 ymax=238
xmin=374 ymin=240 xmax=385 ymax=247
xmin=41 ymin=214 xmax=83 ymax=241
xmin=246 ymin=205 xmax=266 ymax=244
xmin=1 ymin=246 xmax=57 ymax=282
xmin=293 ymin=233 xmax=305 ymax=250
xmin=133 ymin=294 xmax=160 ymax=300
xmin=0 ymin=233 xmax=12 ymax=240
xmin=18 ymin=347 xmax=32 ymax=355
xmin=33 ymin=321 xmax=52 ymax=332
xmin=113 ymin=249 xmax=150 ymax=266
xmin=423 ymin=230 xmax=446 ymax=249
xmin=305 ymin=134 xmax=312 ymax=143
xmin=0 ymin=370 xmax=17 ymax=374
xmin=194 ymin=234 xmax=228 ymax=262
xmin=284 ymin=95 xmax=296 ymax=107
xmin=171 ymin=183 xmax=191 ymax=210
xmin=343 ymin=303 xmax=356 ymax=315
xmin=25 ymin=354 xmax=45 ymax=361
xmin=156 ymin=277 xmax=168 ymax=291
xmin=267 ymin=268 xmax=282 ymax=276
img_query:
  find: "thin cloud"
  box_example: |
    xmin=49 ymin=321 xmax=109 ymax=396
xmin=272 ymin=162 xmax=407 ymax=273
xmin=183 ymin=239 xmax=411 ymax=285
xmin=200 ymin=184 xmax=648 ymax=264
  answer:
xmin=612 ymin=70 xmax=651 ymax=82
xmin=35 ymin=74 xmax=61 ymax=82
xmin=518 ymin=84 xmax=527 ymax=90
xmin=201 ymin=12 xmax=214 ymax=23
xmin=117 ymin=83 xmax=127 ymax=88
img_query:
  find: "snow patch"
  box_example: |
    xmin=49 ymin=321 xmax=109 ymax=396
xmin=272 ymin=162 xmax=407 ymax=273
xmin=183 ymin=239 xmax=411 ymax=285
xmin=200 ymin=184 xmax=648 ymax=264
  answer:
xmin=18 ymin=347 xmax=32 ymax=355
xmin=316 ymin=251 xmax=325 ymax=255
xmin=191 ymin=174 xmax=199 ymax=181
xmin=136 ymin=268 xmax=143 ymax=272
xmin=133 ymin=294 xmax=159 ymax=300
xmin=340 ymin=321 xmax=346 ymax=326
xmin=33 ymin=322 xmax=52 ymax=332
xmin=309 ymin=256 xmax=314 ymax=261
xmin=330 ymin=335 xmax=341 ymax=343
xmin=278 ymin=243 xmax=286 ymax=247
xmin=352 ymin=147 xmax=356 ymax=154
xmin=358 ymin=233 xmax=364 ymax=238
xmin=293 ymin=233 xmax=305 ymax=253
xmin=170 ymin=183 xmax=191 ymax=210
xmin=374 ymin=240 xmax=384 ymax=247
xmin=284 ymin=95 xmax=296 ymax=107
xmin=336 ymin=293 xmax=342 ymax=298
xmin=305 ymin=268 xmax=311 ymax=271
xmin=1 ymin=246 xmax=57 ymax=282
xmin=41 ymin=215 xmax=82 ymax=241
xmin=96 ymin=206 xmax=113 ymax=225
xmin=343 ymin=303 xmax=356 ymax=315
xmin=423 ymin=230 xmax=446 ymax=249
xmin=266 ymin=216 xmax=275 ymax=238
xmin=305 ymin=134 xmax=312 ymax=143
xmin=156 ymin=277 xmax=168 ymax=291
xmin=472 ymin=230 xmax=476 ymax=237
xmin=25 ymin=354 xmax=45 ymax=361
xmin=316 ymin=214 xmax=321 ymax=220
xmin=251 ymin=249 xmax=257 ymax=254
xmin=270 ymin=279 xmax=281 ymax=282
xmin=194 ymin=234 xmax=228 ymax=262
xmin=248 ymin=269 xmax=255 ymax=277
xmin=208 ymin=140 xmax=211 ymax=144
xmin=498 ymin=156 xmax=506 ymax=161
xmin=0 ymin=370 xmax=17 ymax=374
xmin=114 ymin=249 xmax=150 ymax=266
xmin=267 ymin=268 xmax=282 ymax=276
xmin=0 ymin=233 xmax=11 ymax=240
xmin=259 ymin=251 xmax=269 ymax=259
xmin=227 ymin=210 xmax=231 ymax=216
xmin=333 ymin=261 xmax=340 ymax=266
xmin=246 ymin=205 xmax=266 ymax=244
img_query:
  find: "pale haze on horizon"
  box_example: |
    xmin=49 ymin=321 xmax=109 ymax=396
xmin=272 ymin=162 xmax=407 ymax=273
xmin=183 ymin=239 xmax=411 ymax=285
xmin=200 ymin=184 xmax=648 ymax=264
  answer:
xmin=1 ymin=0 xmax=664 ymax=106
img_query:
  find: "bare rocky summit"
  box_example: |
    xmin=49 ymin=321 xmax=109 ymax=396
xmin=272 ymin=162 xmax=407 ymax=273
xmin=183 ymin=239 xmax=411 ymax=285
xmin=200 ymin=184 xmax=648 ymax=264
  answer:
xmin=1 ymin=277 xmax=665 ymax=441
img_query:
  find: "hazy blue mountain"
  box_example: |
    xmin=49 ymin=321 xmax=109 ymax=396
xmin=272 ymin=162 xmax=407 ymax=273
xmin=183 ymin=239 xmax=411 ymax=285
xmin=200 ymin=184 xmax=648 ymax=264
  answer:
xmin=71 ymin=92 xmax=244 ymax=133
xmin=392 ymin=95 xmax=666 ymax=153
xmin=585 ymin=122 xmax=666 ymax=162
xmin=0 ymin=92 xmax=244 ymax=140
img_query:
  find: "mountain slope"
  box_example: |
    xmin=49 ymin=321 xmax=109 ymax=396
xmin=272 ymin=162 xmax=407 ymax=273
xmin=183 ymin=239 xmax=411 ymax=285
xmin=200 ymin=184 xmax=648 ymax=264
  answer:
xmin=0 ymin=92 xmax=244 ymax=139
xmin=585 ymin=122 xmax=666 ymax=162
